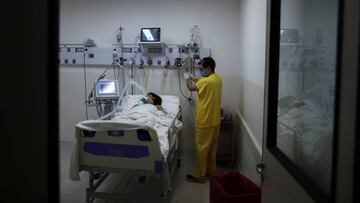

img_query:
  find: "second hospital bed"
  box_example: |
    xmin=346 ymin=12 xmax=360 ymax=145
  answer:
xmin=69 ymin=94 xmax=183 ymax=202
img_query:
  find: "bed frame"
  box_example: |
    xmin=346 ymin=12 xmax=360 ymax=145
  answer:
xmin=74 ymin=110 xmax=182 ymax=203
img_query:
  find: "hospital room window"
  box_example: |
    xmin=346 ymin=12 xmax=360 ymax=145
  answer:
xmin=267 ymin=0 xmax=340 ymax=202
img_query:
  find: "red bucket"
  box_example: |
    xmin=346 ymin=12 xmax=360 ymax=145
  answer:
xmin=209 ymin=171 xmax=261 ymax=203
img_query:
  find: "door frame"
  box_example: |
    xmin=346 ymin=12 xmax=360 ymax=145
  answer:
xmin=355 ymin=50 xmax=360 ymax=203
xmin=263 ymin=0 xmax=355 ymax=202
xmin=354 ymin=4 xmax=360 ymax=201
xmin=49 ymin=0 xmax=60 ymax=201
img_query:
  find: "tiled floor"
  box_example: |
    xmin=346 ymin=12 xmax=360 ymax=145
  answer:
xmin=60 ymin=141 xmax=231 ymax=203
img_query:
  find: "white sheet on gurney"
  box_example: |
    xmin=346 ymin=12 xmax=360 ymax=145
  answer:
xmin=69 ymin=96 xmax=182 ymax=181
xmin=112 ymin=104 xmax=182 ymax=158
xmin=117 ymin=95 xmax=182 ymax=156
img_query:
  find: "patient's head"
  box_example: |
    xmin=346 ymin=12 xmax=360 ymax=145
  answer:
xmin=146 ymin=92 xmax=162 ymax=106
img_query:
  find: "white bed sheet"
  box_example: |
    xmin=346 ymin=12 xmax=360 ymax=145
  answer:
xmin=113 ymin=95 xmax=182 ymax=158
xmin=70 ymin=95 xmax=182 ymax=181
xmin=277 ymin=98 xmax=332 ymax=189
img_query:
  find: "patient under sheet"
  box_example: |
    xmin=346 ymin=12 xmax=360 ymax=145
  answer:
xmin=112 ymin=103 xmax=182 ymax=157
xmin=69 ymin=96 xmax=182 ymax=181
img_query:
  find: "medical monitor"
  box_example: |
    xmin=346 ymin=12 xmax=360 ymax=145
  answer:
xmin=95 ymin=80 xmax=119 ymax=100
xmin=280 ymin=29 xmax=299 ymax=44
xmin=140 ymin=28 xmax=161 ymax=43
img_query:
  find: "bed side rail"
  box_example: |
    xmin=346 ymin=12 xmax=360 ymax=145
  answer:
xmin=75 ymin=121 xmax=164 ymax=174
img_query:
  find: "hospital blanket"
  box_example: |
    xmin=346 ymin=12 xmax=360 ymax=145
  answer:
xmin=69 ymin=103 xmax=182 ymax=181
xmin=112 ymin=104 xmax=182 ymax=157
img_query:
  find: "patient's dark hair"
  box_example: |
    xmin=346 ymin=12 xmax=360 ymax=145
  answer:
xmin=147 ymin=92 xmax=162 ymax=105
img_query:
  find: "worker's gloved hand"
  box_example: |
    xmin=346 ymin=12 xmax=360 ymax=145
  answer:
xmin=188 ymin=73 xmax=195 ymax=80
xmin=183 ymin=72 xmax=190 ymax=80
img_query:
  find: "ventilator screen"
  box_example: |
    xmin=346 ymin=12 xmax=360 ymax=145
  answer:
xmin=95 ymin=80 xmax=119 ymax=100
xmin=140 ymin=28 xmax=161 ymax=42
xmin=99 ymin=82 xmax=116 ymax=94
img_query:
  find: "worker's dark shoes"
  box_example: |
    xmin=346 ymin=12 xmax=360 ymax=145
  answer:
xmin=186 ymin=174 xmax=207 ymax=183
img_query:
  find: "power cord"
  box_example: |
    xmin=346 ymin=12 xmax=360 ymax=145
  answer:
xmin=177 ymin=63 xmax=195 ymax=105
xmin=83 ymin=51 xmax=89 ymax=120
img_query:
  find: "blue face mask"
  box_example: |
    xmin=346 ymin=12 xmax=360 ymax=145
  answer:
xmin=140 ymin=96 xmax=148 ymax=103
xmin=200 ymin=69 xmax=209 ymax=77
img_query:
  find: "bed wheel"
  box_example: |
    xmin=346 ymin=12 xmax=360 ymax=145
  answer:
xmin=138 ymin=175 xmax=146 ymax=183
xmin=86 ymin=189 xmax=94 ymax=203
xmin=86 ymin=196 xmax=94 ymax=203
xmin=177 ymin=158 xmax=181 ymax=168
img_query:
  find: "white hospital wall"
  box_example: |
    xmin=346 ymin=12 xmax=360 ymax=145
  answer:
xmin=229 ymin=0 xmax=267 ymax=184
xmin=59 ymin=0 xmax=241 ymax=155
xmin=230 ymin=0 xmax=339 ymax=185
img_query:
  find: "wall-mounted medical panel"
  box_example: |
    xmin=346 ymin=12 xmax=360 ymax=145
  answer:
xmin=59 ymin=45 xmax=211 ymax=66
xmin=84 ymin=47 xmax=114 ymax=65
xmin=59 ymin=47 xmax=85 ymax=65
xmin=59 ymin=46 xmax=113 ymax=65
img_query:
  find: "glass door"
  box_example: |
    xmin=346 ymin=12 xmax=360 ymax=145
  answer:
xmin=261 ymin=0 xmax=359 ymax=202
xmin=276 ymin=0 xmax=339 ymax=198
xmin=262 ymin=0 xmax=341 ymax=202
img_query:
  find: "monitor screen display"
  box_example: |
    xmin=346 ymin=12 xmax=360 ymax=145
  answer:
xmin=280 ymin=29 xmax=299 ymax=44
xmin=98 ymin=82 xmax=116 ymax=94
xmin=95 ymin=80 xmax=119 ymax=100
xmin=140 ymin=28 xmax=161 ymax=42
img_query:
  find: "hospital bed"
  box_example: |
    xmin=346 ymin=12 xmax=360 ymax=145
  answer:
xmin=276 ymin=93 xmax=333 ymax=191
xmin=69 ymin=83 xmax=183 ymax=202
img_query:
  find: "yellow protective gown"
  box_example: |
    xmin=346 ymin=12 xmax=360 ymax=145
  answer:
xmin=193 ymin=73 xmax=222 ymax=179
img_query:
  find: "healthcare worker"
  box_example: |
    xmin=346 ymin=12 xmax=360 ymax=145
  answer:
xmin=184 ymin=57 xmax=222 ymax=183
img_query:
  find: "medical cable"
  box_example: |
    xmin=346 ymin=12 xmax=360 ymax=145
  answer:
xmin=113 ymin=63 xmax=117 ymax=80
xmin=83 ymin=51 xmax=89 ymax=120
xmin=144 ymin=64 xmax=151 ymax=91
xmin=116 ymin=80 xmax=145 ymax=107
xmin=112 ymin=61 xmax=131 ymax=78
xmin=112 ymin=60 xmax=131 ymax=92
xmin=180 ymin=97 xmax=188 ymax=109
xmin=177 ymin=66 xmax=189 ymax=98
xmin=115 ymin=62 xmax=124 ymax=89
xmin=95 ymin=104 xmax=101 ymax=117
xmin=121 ymin=68 xmax=125 ymax=89
xmin=177 ymin=61 xmax=194 ymax=104
xmin=130 ymin=63 xmax=135 ymax=94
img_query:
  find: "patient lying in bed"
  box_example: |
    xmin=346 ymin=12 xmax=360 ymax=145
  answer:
xmin=132 ymin=92 xmax=164 ymax=111
xmin=112 ymin=93 xmax=182 ymax=157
